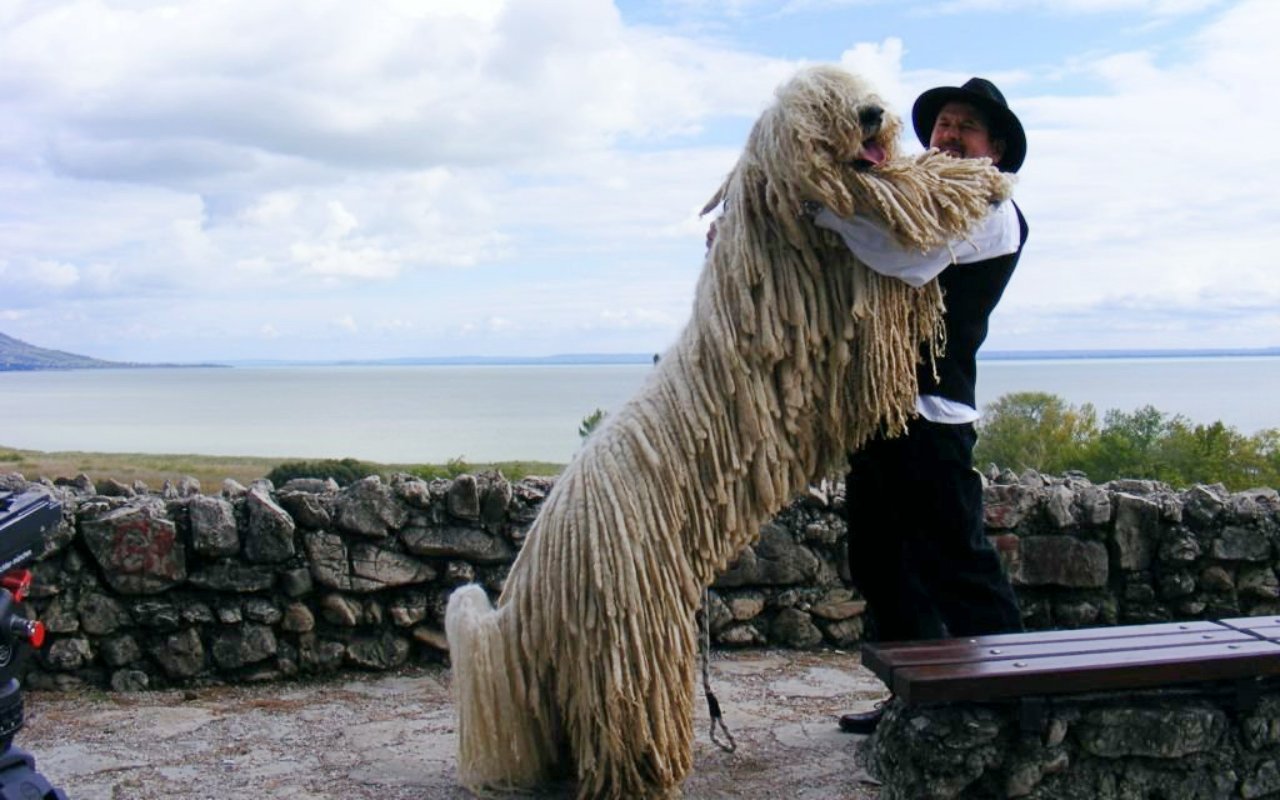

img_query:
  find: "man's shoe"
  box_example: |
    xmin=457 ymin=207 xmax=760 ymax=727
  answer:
xmin=838 ymin=699 xmax=888 ymax=734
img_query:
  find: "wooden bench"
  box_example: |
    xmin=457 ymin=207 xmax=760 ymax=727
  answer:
xmin=861 ymin=615 xmax=1280 ymax=706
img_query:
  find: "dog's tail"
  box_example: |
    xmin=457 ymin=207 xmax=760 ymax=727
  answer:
xmin=445 ymin=583 xmax=560 ymax=792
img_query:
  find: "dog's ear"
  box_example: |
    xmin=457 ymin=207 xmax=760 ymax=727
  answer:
xmin=701 ymin=179 xmax=729 ymax=218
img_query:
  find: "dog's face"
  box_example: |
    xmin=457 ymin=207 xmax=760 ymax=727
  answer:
xmin=756 ymin=66 xmax=906 ymax=219
xmin=851 ymin=103 xmax=889 ymax=170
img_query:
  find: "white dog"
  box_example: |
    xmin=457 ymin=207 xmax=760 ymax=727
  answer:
xmin=446 ymin=65 xmax=1012 ymax=799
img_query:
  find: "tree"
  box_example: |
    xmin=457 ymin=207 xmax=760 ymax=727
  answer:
xmin=1080 ymin=405 xmax=1176 ymax=483
xmin=579 ymin=408 xmax=608 ymax=441
xmin=975 ymin=392 xmax=1097 ymax=474
xmin=977 ymin=392 xmax=1280 ymax=491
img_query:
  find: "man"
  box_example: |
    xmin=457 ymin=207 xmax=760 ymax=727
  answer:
xmin=818 ymin=77 xmax=1028 ymax=735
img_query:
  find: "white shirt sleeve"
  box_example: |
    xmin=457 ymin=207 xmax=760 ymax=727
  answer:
xmin=813 ymin=200 xmax=1019 ymax=287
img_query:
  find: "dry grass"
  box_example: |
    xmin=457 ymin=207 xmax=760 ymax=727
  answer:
xmin=0 ymin=444 xmax=283 ymax=492
xmin=0 ymin=444 xmax=563 ymax=494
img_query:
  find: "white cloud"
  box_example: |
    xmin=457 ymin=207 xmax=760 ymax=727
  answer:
xmin=1001 ymin=0 xmax=1280 ymax=339
xmin=23 ymin=261 xmax=79 ymax=288
xmin=325 ymin=201 xmax=359 ymax=239
xmin=926 ymin=0 xmax=1223 ymax=15
xmin=290 ymin=242 xmax=402 ymax=280
xmin=1 ymin=0 xmax=1276 ymax=361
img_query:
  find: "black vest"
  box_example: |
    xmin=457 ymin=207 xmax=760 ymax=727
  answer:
xmin=916 ymin=202 xmax=1028 ymax=408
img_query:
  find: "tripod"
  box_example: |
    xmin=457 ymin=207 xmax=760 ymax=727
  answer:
xmin=0 ymin=491 xmax=69 ymax=798
xmin=0 ymin=607 xmax=68 ymax=799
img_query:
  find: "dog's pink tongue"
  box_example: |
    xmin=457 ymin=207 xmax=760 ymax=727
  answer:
xmin=862 ymin=140 xmax=886 ymax=165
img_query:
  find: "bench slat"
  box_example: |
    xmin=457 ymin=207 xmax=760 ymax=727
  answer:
xmin=863 ymin=630 xmax=1257 ymax=684
xmin=892 ymin=640 xmax=1280 ymax=705
xmin=861 ymin=621 xmax=1231 ymax=683
xmin=1218 ymin=617 xmax=1280 ymax=639
xmin=1218 ymin=616 xmax=1280 ymax=629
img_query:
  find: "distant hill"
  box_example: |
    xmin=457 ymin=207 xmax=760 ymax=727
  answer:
xmin=0 ymin=332 xmax=135 ymax=371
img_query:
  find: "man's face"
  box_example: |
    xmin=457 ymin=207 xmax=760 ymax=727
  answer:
xmin=929 ymin=101 xmax=1005 ymax=165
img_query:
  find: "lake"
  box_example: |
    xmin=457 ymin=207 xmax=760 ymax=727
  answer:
xmin=3 ymin=356 xmax=1279 ymax=464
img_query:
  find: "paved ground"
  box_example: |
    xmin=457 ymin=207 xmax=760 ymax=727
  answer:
xmin=16 ymin=650 xmax=889 ymax=799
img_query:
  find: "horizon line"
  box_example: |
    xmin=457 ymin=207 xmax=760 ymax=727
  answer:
xmin=218 ymin=345 xmax=1280 ymax=367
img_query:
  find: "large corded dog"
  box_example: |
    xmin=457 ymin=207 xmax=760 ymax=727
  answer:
xmin=446 ymin=65 xmax=1013 ymax=799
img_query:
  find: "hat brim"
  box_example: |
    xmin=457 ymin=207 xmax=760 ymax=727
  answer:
xmin=912 ymin=86 xmax=1026 ymax=173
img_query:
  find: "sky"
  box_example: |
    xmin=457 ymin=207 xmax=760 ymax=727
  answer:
xmin=1 ymin=0 xmax=1278 ymax=363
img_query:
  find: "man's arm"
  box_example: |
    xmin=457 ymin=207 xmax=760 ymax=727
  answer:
xmin=813 ymin=200 xmax=1018 ymax=287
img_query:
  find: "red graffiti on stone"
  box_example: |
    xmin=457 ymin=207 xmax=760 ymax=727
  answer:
xmin=109 ymin=516 xmax=181 ymax=580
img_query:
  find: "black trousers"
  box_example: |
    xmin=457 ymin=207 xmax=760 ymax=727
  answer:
xmin=845 ymin=417 xmax=1022 ymax=642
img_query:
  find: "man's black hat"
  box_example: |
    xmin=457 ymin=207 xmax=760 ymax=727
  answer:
xmin=912 ymin=77 xmax=1026 ymax=173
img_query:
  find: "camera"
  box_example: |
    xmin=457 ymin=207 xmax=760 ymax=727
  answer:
xmin=0 ymin=489 xmax=69 ymax=799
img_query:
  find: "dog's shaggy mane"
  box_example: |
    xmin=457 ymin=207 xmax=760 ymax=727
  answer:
xmin=446 ymin=65 xmax=1012 ymax=799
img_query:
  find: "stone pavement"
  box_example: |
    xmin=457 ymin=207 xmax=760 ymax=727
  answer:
xmin=16 ymin=650 xmax=888 ymax=799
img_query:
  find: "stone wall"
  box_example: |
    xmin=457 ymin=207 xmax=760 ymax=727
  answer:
xmin=862 ymin=685 xmax=1280 ymax=799
xmin=4 ymin=467 xmax=1278 ymax=692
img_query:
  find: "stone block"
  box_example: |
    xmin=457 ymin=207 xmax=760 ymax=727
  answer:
xmin=81 ymin=502 xmax=186 ymax=594
xmin=346 ymin=633 xmax=409 ymax=670
xmin=297 ymin=634 xmax=346 ymax=671
xmin=336 ymin=475 xmax=408 ymax=537
xmin=1014 ymin=536 xmax=1109 ymax=588
xmin=1043 ymin=485 xmax=1076 ymax=529
xmin=821 ymin=616 xmax=863 ymax=647
xmin=446 ymin=474 xmax=481 ymax=520
xmin=1211 ymin=525 xmax=1271 ymax=561
xmin=715 ymin=523 xmax=819 ymax=587
xmin=1076 ymin=705 xmax=1226 ymax=758
xmin=188 ymin=495 xmax=239 ymax=558
xmin=1201 ymin=565 xmax=1235 ymax=593
xmin=244 ymin=487 xmax=296 ymax=563
xmin=1239 ymin=566 xmax=1280 ymax=599
xmin=348 ymin=543 xmax=436 ymax=592
xmin=281 ymin=603 xmax=316 ymax=633
xmin=1113 ymin=493 xmax=1159 ymax=570
xmin=110 ymin=669 xmax=150 ymax=692
xmin=100 ymin=634 xmax=142 ymax=668
xmin=212 ymin=624 xmax=278 ymax=670
xmin=769 ymin=608 xmax=822 ymax=648
xmin=401 ymin=525 xmax=514 ymax=564
xmin=277 ymin=491 xmax=332 ymax=530
xmin=984 ymin=483 xmax=1039 ymax=530
xmin=78 ymin=592 xmax=129 ymax=636
xmin=187 ymin=561 xmax=276 ymax=593
xmin=151 ymin=627 xmax=205 ymax=678
xmin=304 ymin=530 xmax=350 ymax=590
xmin=44 ymin=637 xmax=92 ymax=671
xmin=411 ymin=626 xmax=448 ymax=651
xmin=1077 ymin=485 xmax=1113 ymax=526
xmin=1185 ymin=484 xmax=1227 ymax=528
xmin=479 ymin=478 xmax=513 ymax=529
xmin=388 ymin=592 xmax=428 ymax=627
xmin=320 ymin=593 xmax=361 ymax=627
xmin=182 ymin=603 xmax=215 ymax=625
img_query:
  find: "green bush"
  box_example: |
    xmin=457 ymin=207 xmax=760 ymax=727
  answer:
xmin=975 ymin=392 xmax=1097 ymax=476
xmin=410 ymin=456 xmax=473 ymax=480
xmin=976 ymin=392 xmax=1280 ymax=491
xmin=265 ymin=458 xmax=381 ymax=487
